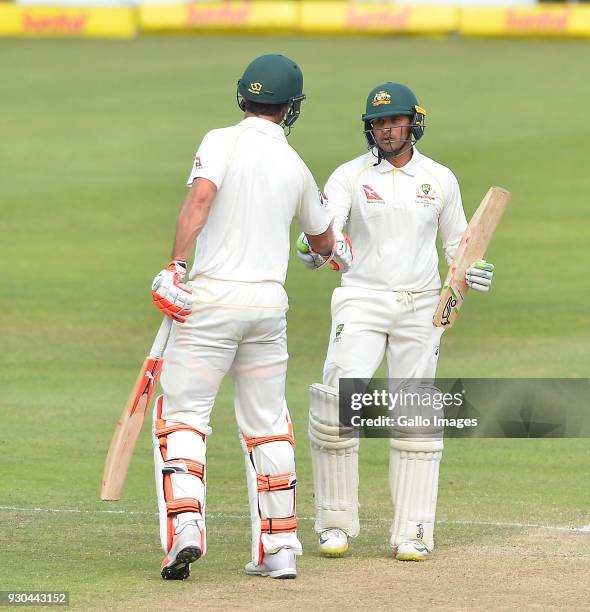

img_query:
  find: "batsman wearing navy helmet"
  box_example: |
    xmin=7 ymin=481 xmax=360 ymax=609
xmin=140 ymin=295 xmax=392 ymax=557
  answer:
xmin=298 ymin=82 xmax=495 ymax=561
xmin=149 ymin=54 xmax=352 ymax=581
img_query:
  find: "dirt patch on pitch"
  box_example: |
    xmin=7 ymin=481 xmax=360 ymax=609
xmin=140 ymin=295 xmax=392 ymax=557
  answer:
xmin=114 ymin=530 xmax=590 ymax=611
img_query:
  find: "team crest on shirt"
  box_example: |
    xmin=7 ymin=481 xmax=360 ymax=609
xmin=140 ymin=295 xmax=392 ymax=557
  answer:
xmin=415 ymin=183 xmax=440 ymax=210
xmin=415 ymin=183 xmax=436 ymax=201
xmin=194 ymin=155 xmax=202 ymax=169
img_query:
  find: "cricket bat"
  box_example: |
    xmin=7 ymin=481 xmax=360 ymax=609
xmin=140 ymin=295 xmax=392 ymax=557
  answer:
xmin=100 ymin=316 xmax=173 ymax=501
xmin=433 ymin=186 xmax=511 ymax=328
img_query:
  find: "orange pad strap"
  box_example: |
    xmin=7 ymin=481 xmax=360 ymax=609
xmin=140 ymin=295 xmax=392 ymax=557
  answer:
xmin=256 ymin=471 xmax=296 ymax=493
xmin=162 ymin=459 xmax=205 ymax=483
xmin=242 ymin=429 xmax=294 ymax=454
xmin=166 ymin=497 xmax=201 ymax=516
xmin=260 ymin=516 xmax=297 ymax=534
xmin=155 ymin=420 xmax=206 ymax=443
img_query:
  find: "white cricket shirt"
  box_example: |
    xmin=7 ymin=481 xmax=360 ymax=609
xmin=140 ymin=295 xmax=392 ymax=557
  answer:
xmin=186 ymin=117 xmax=330 ymax=285
xmin=324 ymin=148 xmax=468 ymax=292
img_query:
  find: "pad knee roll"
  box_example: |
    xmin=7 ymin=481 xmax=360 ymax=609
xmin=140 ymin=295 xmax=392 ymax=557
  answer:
xmin=309 ymin=384 xmax=360 ymax=537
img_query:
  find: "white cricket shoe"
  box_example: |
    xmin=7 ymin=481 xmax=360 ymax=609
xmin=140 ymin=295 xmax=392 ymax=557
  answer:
xmin=319 ymin=528 xmax=349 ymax=557
xmin=161 ymin=520 xmax=202 ymax=580
xmin=393 ymin=539 xmax=429 ymax=561
xmin=244 ymin=548 xmax=297 ymax=579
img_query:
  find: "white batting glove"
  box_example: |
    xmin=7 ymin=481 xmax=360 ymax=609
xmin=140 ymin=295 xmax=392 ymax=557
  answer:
xmin=151 ymin=260 xmax=194 ymax=323
xmin=295 ymin=231 xmax=353 ymax=273
xmin=328 ymin=229 xmax=353 ymax=273
xmin=466 ymin=260 xmax=494 ymax=292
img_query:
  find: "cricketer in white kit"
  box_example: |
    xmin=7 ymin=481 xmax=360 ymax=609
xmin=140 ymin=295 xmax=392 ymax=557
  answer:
xmin=297 ymin=82 xmax=495 ymax=561
xmin=149 ymin=54 xmax=353 ymax=580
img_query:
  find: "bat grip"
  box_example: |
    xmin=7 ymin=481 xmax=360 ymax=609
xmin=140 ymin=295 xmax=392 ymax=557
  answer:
xmin=149 ymin=317 xmax=173 ymax=359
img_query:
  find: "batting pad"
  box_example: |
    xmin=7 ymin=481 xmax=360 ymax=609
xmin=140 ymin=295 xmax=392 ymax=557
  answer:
xmin=240 ymin=408 xmax=301 ymax=565
xmin=153 ymin=396 xmax=207 ymax=555
xmin=308 ymin=384 xmax=360 ymax=537
xmin=389 ymin=438 xmax=443 ymax=551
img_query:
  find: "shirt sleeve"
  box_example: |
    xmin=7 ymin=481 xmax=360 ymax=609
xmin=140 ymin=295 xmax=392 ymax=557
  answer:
xmin=323 ymin=165 xmax=352 ymax=232
xmin=186 ymin=130 xmax=228 ymax=189
xmin=295 ymin=163 xmax=331 ymax=236
xmin=439 ymin=170 xmax=468 ymax=264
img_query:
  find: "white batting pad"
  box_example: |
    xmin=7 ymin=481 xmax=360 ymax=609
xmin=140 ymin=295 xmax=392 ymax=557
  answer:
xmin=309 ymin=384 xmax=360 ymax=537
xmin=153 ymin=397 xmax=207 ymax=554
xmin=389 ymin=438 xmax=443 ymax=551
xmin=239 ymin=406 xmax=301 ymax=565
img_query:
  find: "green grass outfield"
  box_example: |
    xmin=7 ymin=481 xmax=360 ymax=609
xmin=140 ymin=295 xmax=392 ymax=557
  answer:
xmin=1 ymin=36 xmax=589 ymax=609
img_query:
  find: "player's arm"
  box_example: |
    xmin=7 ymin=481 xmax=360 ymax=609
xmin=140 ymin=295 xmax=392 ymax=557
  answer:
xmin=152 ymin=131 xmax=227 ymax=322
xmin=439 ymin=173 xmax=494 ymax=293
xmin=171 ymin=178 xmax=217 ymax=262
xmin=151 ymin=179 xmax=217 ymax=322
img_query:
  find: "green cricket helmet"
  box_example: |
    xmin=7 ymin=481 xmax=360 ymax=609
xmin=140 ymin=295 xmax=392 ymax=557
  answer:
xmin=237 ymin=54 xmax=305 ymax=128
xmin=362 ymin=82 xmax=427 ymax=158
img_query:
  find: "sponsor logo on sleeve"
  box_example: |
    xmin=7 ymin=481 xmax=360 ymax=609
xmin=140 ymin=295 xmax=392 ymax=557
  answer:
xmin=195 ymin=156 xmax=202 ymax=169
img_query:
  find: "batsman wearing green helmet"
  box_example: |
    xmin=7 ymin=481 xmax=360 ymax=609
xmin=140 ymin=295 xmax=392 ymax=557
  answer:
xmin=298 ymin=82 xmax=495 ymax=561
xmin=150 ymin=54 xmax=351 ymax=581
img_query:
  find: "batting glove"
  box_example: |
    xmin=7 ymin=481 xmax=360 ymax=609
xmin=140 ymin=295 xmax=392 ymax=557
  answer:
xmin=329 ymin=229 xmax=353 ymax=273
xmin=151 ymin=260 xmax=194 ymax=323
xmin=295 ymin=234 xmax=326 ymax=269
xmin=295 ymin=231 xmax=353 ymax=273
xmin=465 ymin=260 xmax=494 ymax=292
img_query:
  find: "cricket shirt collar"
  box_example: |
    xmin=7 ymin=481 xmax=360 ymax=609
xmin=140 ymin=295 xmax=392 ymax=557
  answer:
xmin=239 ymin=117 xmax=287 ymax=142
xmin=376 ymin=148 xmax=423 ymax=177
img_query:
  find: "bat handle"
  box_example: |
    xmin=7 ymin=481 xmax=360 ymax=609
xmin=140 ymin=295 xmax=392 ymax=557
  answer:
xmin=149 ymin=316 xmax=173 ymax=359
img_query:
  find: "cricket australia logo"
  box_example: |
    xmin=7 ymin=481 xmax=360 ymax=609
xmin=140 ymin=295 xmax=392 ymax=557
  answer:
xmin=334 ymin=323 xmax=344 ymax=343
xmin=416 ymin=183 xmax=436 ymax=205
xmin=372 ymin=90 xmax=391 ymax=107
xmin=248 ymin=82 xmax=262 ymax=95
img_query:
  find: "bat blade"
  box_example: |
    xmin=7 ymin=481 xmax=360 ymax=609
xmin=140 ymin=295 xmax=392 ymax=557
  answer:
xmin=100 ymin=356 xmax=163 ymax=501
xmin=433 ymin=186 xmax=511 ymax=328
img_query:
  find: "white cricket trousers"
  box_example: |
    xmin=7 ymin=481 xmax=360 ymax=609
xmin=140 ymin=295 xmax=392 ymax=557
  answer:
xmin=154 ymin=276 xmax=302 ymax=566
xmin=324 ymin=286 xmax=442 ymax=385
